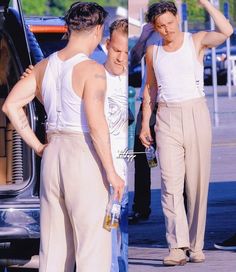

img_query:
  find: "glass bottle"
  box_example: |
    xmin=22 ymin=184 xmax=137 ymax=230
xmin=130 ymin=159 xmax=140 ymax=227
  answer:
xmin=145 ymin=145 xmax=158 ymax=168
xmin=103 ymin=193 xmax=121 ymax=231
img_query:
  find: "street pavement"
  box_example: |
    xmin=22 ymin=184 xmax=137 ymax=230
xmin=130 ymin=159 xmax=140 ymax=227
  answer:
xmin=128 ymin=86 xmax=236 ymax=272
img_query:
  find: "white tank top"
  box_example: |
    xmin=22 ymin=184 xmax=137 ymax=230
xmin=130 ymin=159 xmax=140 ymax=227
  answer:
xmin=153 ymin=32 xmax=205 ymax=102
xmin=42 ymin=52 xmax=90 ymax=132
xmin=104 ymin=70 xmax=128 ymax=185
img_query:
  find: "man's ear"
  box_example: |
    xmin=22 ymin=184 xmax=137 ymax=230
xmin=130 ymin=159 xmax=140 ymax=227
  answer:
xmin=94 ymin=24 xmax=102 ymax=36
xmin=106 ymin=38 xmax=110 ymax=51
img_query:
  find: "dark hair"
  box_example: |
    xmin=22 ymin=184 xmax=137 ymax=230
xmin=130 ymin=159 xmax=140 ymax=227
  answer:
xmin=109 ymin=18 xmax=128 ymax=37
xmin=146 ymin=1 xmax=177 ymax=23
xmin=64 ymin=2 xmax=108 ymax=32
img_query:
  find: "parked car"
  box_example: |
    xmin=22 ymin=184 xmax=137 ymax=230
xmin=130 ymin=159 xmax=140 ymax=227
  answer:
xmin=204 ymin=45 xmax=236 ymax=85
xmin=0 ymin=0 xmax=47 ymax=267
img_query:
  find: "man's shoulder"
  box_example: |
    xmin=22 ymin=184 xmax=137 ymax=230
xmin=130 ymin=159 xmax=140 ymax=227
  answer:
xmin=85 ymin=59 xmax=105 ymax=72
xmin=146 ymin=44 xmax=157 ymax=56
xmin=83 ymin=61 xmax=106 ymax=85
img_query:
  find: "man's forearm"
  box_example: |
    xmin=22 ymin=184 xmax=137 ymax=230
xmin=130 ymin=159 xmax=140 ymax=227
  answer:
xmin=89 ymin=121 xmax=116 ymax=178
xmin=2 ymin=105 xmax=43 ymax=153
xmin=142 ymin=84 xmax=157 ymax=126
xmin=203 ymin=0 xmax=233 ymax=36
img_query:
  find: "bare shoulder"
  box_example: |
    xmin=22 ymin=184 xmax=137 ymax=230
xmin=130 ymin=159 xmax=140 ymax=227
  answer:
xmin=34 ymin=58 xmax=49 ymax=72
xmin=74 ymin=59 xmax=106 ymax=81
xmin=90 ymin=60 xmax=105 ymax=76
xmin=146 ymin=44 xmax=155 ymax=55
xmin=82 ymin=61 xmax=106 ymax=100
xmin=34 ymin=58 xmax=49 ymax=80
xmin=85 ymin=60 xmax=106 ymax=81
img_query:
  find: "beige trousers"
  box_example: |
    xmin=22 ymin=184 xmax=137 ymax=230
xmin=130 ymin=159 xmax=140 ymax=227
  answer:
xmin=39 ymin=131 xmax=111 ymax=272
xmin=155 ymin=97 xmax=212 ymax=252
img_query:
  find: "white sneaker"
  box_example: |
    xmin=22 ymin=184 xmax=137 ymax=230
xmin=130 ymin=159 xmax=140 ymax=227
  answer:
xmin=163 ymin=248 xmax=187 ymax=266
xmin=189 ymin=250 xmax=205 ymax=263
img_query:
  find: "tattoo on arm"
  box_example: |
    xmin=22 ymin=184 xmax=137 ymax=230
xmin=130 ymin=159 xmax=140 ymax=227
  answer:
xmin=19 ymin=112 xmax=29 ymax=130
xmin=94 ymin=74 xmax=106 ymax=80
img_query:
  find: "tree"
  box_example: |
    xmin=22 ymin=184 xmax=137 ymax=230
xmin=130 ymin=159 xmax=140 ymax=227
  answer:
xmin=22 ymin=0 xmax=48 ymax=16
xmin=22 ymin=0 xmax=127 ymax=16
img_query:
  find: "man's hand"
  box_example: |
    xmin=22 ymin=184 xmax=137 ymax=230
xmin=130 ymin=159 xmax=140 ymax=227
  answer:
xmin=197 ymin=0 xmax=208 ymax=6
xmin=139 ymin=125 xmax=153 ymax=148
xmin=20 ymin=65 xmax=34 ymax=79
xmin=108 ymin=173 xmax=125 ymax=202
xmin=130 ymin=23 xmax=155 ymax=67
xmin=35 ymin=143 xmax=48 ymax=157
xmin=140 ymin=23 xmax=155 ymax=41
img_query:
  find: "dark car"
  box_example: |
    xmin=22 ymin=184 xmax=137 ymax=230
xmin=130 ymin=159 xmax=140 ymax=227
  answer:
xmin=204 ymin=45 xmax=236 ymax=85
xmin=0 ymin=0 xmax=78 ymax=268
xmin=0 ymin=0 xmax=46 ymax=267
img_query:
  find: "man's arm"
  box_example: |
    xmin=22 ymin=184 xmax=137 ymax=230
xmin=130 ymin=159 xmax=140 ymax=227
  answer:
xmin=130 ymin=23 xmax=155 ymax=67
xmin=195 ymin=0 xmax=233 ymax=49
xmin=139 ymin=45 xmax=158 ymax=148
xmin=83 ymin=63 xmax=124 ymax=201
xmin=2 ymin=60 xmax=47 ymax=156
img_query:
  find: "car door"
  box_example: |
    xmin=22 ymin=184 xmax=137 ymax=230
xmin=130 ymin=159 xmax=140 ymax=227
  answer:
xmin=0 ymin=0 xmax=42 ymax=243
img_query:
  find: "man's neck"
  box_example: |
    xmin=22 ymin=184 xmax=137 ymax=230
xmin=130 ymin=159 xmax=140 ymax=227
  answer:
xmin=163 ymin=32 xmax=185 ymax=52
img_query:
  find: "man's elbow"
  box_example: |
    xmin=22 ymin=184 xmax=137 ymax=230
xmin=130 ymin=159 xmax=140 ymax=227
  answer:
xmin=2 ymin=101 xmax=9 ymax=116
xmin=1 ymin=100 xmax=16 ymax=117
xmin=225 ymin=25 xmax=234 ymax=38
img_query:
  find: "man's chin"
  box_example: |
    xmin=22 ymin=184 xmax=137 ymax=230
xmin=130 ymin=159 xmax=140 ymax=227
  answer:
xmin=112 ymin=66 xmax=126 ymax=76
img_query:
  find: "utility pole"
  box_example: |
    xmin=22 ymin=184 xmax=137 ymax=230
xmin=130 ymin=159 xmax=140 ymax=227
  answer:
xmin=210 ymin=0 xmax=220 ymax=127
xmin=176 ymin=0 xmax=183 ymax=31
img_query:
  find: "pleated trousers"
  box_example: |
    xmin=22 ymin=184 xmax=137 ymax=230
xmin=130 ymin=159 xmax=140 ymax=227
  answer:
xmin=39 ymin=131 xmax=111 ymax=272
xmin=155 ymin=97 xmax=212 ymax=252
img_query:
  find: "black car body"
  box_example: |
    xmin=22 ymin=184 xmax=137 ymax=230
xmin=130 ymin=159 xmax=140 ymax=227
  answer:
xmin=0 ymin=0 xmax=44 ymax=241
xmin=0 ymin=0 xmax=50 ymax=267
xmin=204 ymin=45 xmax=236 ymax=85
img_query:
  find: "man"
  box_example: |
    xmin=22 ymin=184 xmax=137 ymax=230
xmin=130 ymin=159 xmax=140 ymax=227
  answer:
xmin=2 ymin=2 xmax=124 ymax=271
xmin=140 ymin=0 xmax=233 ymax=266
xmin=129 ymin=24 xmax=159 ymax=223
xmin=104 ymin=19 xmax=128 ymax=272
xmin=20 ymin=18 xmax=129 ymax=272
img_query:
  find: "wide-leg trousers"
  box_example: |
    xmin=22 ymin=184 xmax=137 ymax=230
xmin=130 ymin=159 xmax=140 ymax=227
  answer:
xmin=39 ymin=131 xmax=111 ymax=272
xmin=155 ymin=97 xmax=212 ymax=252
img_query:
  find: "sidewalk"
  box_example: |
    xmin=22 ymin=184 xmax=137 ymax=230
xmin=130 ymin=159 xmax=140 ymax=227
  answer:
xmin=128 ymin=86 xmax=236 ymax=272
